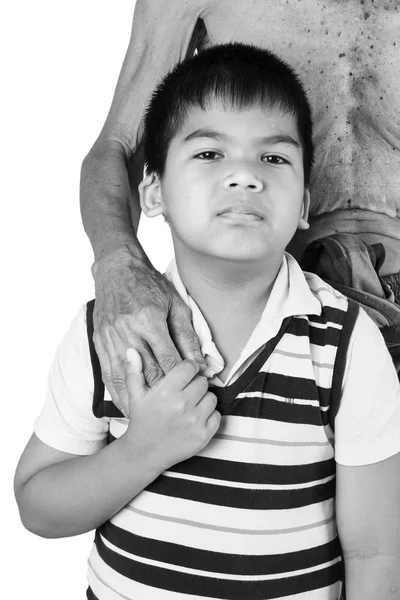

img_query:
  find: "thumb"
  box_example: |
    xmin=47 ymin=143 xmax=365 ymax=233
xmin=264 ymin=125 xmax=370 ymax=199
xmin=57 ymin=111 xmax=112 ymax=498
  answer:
xmin=126 ymin=348 xmax=147 ymax=398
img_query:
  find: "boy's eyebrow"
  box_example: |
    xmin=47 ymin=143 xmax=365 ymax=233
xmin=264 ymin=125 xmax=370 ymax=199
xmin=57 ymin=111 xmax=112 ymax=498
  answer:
xmin=182 ymin=128 xmax=300 ymax=148
xmin=257 ymin=134 xmax=301 ymax=148
xmin=182 ymin=128 xmax=228 ymax=143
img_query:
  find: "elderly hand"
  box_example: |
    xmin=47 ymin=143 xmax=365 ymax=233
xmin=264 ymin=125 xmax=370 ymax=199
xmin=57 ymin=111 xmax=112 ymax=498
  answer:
xmin=92 ymin=246 xmax=208 ymax=416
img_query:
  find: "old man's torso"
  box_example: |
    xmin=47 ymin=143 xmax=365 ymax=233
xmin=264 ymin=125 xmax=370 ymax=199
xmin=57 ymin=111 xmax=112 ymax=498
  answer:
xmin=198 ymin=0 xmax=400 ymax=268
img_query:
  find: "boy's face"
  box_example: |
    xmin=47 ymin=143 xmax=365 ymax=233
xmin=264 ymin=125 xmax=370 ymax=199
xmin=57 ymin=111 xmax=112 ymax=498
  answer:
xmin=140 ymin=101 xmax=309 ymax=266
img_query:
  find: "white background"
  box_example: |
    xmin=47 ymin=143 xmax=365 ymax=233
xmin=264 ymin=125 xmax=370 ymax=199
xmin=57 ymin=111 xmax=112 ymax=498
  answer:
xmin=3 ymin=1 xmax=173 ymax=597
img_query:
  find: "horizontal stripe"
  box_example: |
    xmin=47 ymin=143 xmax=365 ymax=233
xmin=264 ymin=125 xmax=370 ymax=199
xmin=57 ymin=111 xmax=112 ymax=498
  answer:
xmin=235 ymin=392 xmax=320 ymax=408
xmin=248 ymin=372 xmax=322 ymax=401
xmin=145 ymin=474 xmax=335 ymax=510
xmin=114 ymin=506 xmax=337 ymax=556
xmin=276 ymin=335 xmax=338 ymax=365
xmin=164 ymin=470 xmax=334 ymax=491
xmin=224 ymin=385 xmax=325 ymax=424
xmin=88 ymin=559 xmax=134 ymax=600
xmin=273 ymin=348 xmax=334 ymax=370
xmin=273 ymin=349 xmax=312 ymax=360
xmin=126 ymin=492 xmax=334 ymax=535
xmin=95 ymin=532 xmax=343 ymax=599
xmin=232 ymin=390 xmax=334 ymax=415
xmin=213 ymin=432 xmax=327 ymax=446
xmin=124 ymin=503 xmax=335 ymax=536
xmin=261 ymin=357 xmax=334 ymax=388
xmin=169 ymin=455 xmax=335 ymax=484
xmin=309 ymin=321 xmax=342 ymax=331
xmin=288 ymin=320 xmax=342 ymax=347
xmin=218 ymin=414 xmax=332 ymax=445
xmin=261 ymin=355 xmax=323 ymax=382
xmin=98 ymin=532 xmax=342 ymax=582
xmin=310 ymin=306 xmax=345 ymax=325
xmin=88 ymin=549 xmax=342 ymax=600
xmin=198 ymin=434 xmax=334 ymax=466
xmin=99 ymin=521 xmax=342 ymax=576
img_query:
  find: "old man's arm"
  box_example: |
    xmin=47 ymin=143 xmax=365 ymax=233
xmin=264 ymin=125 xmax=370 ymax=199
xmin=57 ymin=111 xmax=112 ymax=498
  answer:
xmin=80 ymin=0 xmax=207 ymax=413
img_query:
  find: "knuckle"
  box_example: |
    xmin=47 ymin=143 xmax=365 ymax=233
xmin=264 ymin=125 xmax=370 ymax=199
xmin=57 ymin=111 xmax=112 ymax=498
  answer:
xmin=205 ymin=391 xmax=217 ymax=405
xmin=92 ymin=330 xmax=102 ymax=347
xmin=111 ymin=375 xmax=128 ymax=392
xmin=177 ymin=303 xmax=192 ymax=320
xmin=158 ymin=354 xmax=179 ymax=373
xmin=144 ymin=365 xmax=163 ymax=387
xmin=186 ymin=412 xmax=198 ymax=428
xmin=213 ymin=410 xmax=222 ymax=428
xmin=135 ymin=303 xmax=166 ymax=325
xmin=113 ymin=315 xmax=134 ymax=337
xmin=176 ymin=321 xmax=198 ymax=346
xmin=211 ymin=392 xmax=218 ymax=404
xmin=193 ymin=374 xmax=208 ymax=393
xmin=158 ymin=386 xmax=169 ymax=402
xmin=114 ymin=351 xmax=127 ymax=369
xmin=185 ymin=329 xmax=201 ymax=347
xmin=183 ymin=358 xmax=200 ymax=374
xmin=101 ymin=322 xmax=116 ymax=341
xmin=102 ymin=372 xmax=113 ymax=386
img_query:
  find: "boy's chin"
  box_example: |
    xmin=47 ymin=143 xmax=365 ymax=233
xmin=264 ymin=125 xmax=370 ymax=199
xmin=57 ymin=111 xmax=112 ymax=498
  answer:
xmin=188 ymin=247 xmax=284 ymax=265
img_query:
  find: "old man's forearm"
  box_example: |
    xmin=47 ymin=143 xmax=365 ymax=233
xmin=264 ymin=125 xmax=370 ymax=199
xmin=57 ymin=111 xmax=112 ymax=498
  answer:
xmin=80 ymin=0 xmax=205 ymax=262
xmin=80 ymin=141 xmax=142 ymax=262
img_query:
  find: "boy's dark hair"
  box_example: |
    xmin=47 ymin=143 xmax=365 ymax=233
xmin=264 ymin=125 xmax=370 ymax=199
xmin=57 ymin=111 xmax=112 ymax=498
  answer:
xmin=143 ymin=43 xmax=314 ymax=186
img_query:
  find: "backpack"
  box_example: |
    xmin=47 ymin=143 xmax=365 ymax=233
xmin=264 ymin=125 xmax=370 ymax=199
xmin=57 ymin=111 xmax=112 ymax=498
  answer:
xmin=300 ymin=234 xmax=400 ymax=381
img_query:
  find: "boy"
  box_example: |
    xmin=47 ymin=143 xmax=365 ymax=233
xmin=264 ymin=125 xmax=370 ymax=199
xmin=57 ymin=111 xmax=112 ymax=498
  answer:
xmin=15 ymin=44 xmax=400 ymax=599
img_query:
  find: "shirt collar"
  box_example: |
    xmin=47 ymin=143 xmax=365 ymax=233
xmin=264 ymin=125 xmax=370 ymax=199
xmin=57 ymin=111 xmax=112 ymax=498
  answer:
xmin=165 ymin=252 xmax=321 ymax=379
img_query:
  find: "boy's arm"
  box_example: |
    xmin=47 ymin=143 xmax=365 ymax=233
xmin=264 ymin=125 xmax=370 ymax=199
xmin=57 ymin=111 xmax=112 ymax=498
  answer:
xmin=14 ymin=351 xmax=220 ymax=538
xmin=336 ymin=453 xmax=400 ymax=599
xmin=81 ymin=0 xmax=208 ymax=411
xmin=14 ymin=432 xmax=160 ymax=538
xmin=334 ymin=310 xmax=400 ymax=598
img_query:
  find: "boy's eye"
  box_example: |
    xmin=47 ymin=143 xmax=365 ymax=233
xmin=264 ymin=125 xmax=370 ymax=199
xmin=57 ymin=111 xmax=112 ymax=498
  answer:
xmin=262 ymin=155 xmax=288 ymax=164
xmin=194 ymin=151 xmax=222 ymax=160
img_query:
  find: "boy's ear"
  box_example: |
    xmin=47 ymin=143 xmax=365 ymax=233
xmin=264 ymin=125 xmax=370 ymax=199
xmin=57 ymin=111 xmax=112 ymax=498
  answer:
xmin=139 ymin=173 xmax=165 ymax=218
xmin=297 ymin=188 xmax=310 ymax=231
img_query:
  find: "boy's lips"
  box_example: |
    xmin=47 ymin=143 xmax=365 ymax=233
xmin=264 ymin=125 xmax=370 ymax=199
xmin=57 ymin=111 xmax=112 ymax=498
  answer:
xmin=216 ymin=203 xmax=265 ymax=220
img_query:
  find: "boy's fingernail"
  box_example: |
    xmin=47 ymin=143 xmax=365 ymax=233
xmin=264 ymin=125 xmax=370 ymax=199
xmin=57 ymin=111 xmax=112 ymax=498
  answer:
xmin=126 ymin=348 xmax=142 ymax=372
xmin=126 ymin=348 xmax=136 ymax=363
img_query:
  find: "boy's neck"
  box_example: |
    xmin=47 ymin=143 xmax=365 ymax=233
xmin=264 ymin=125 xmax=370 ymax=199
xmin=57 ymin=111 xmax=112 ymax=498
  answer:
xmin=176 ymin=253 xmax=280 ymax=308
xmin=175 ymin=250 xmax=284 ymax=380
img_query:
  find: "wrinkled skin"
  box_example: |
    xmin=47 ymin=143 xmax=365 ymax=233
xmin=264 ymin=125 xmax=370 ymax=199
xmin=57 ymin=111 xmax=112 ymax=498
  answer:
xmin=92 ymin=247 xmax=205 ymax=413
xmin=81 ymin=0 xmax=400 ymax=414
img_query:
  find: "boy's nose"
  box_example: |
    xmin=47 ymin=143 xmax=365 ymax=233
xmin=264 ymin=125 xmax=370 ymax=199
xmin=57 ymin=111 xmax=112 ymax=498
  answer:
xmin=223 ymin=169 xmax=263 ymax=192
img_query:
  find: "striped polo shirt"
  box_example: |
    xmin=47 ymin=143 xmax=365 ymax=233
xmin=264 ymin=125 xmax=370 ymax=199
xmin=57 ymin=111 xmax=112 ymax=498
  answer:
xmin=85 ymin=264 xmax=359 ymax=600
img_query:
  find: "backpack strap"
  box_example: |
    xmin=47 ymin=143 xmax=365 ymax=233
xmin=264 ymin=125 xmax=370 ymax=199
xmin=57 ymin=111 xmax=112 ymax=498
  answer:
xmin=86 ymin=299 xmax=124 ymax=419
xmin=328 ymin=299 xmax=360 ymax=432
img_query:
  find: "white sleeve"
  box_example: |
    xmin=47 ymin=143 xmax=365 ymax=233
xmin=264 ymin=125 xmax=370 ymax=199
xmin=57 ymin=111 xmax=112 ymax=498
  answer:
xmin=34 ymin=305 xmax=109 ymax=455
xmin=334 ymin=307 xmax=400 ymax=466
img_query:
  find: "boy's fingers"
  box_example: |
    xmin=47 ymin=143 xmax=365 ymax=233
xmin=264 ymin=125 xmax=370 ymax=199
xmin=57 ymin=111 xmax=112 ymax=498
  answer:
xmin=163 ymin=359 xmax=200 ymax=392
xmin=126 ymin=348 xmax=148 ymax=398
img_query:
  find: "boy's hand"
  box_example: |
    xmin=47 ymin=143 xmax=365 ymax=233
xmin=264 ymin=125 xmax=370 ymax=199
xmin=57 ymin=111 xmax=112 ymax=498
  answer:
xmin=123 ymin=349 xmax=221 ymax=471
xmin=92 ymin=247 xmax=208 ymax=416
